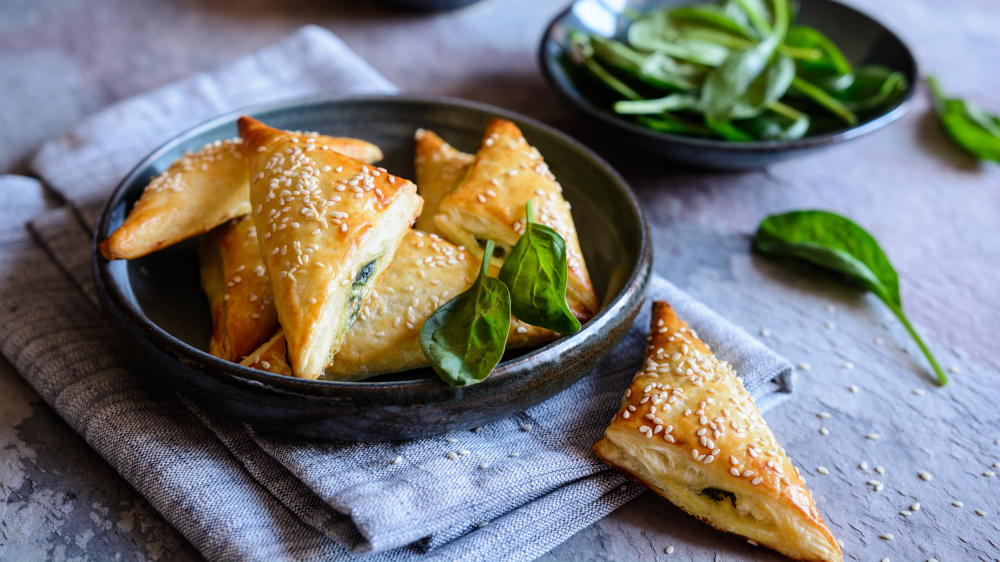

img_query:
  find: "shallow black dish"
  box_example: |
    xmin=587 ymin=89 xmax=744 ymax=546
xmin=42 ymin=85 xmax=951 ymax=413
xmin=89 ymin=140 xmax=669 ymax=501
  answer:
xmin=539 ymin=0 xmax=918 ymax=169
xmin=94 ymin=95 xmax=651 ymax=441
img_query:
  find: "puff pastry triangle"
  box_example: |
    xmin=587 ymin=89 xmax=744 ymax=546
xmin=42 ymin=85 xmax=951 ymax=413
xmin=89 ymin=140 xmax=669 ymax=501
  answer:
xmin=413 ymin=129 xmax=473 ymax=236
xmin=239 ymin=116 xmax=422 ymax=380
xmin=434 ymin=118 xmax=599 ymax=322
xmin=100 ymin=134 xmax=382 ymax=261
xmin=200 ymin=215 xmax=279 ymax=362
xmin=593 ymin=301 xmax=842 ymax=562
xmin=240 ymin=229 xmax=556 ymax=380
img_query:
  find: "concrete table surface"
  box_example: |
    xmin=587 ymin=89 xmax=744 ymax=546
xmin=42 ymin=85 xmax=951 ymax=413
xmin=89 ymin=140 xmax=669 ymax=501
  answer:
xmin=1 ymin=0 xmax=998 ymax=560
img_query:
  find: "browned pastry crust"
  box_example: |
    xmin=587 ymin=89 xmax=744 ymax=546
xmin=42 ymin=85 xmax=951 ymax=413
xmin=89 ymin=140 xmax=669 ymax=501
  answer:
xmin=433 ymin=118 xmax=599 ymax=322
xmin=413 ymin=129 xmax=473 ymax=236
xmin=239 ymin=116 xmax=422 ymax=380
xmin=592 ymin=301 xmax=842 ymax=562
xmin=99 ymin=134 xmax=382 ymax=261
xmin=199 ymin=215 xmax=279 ymax=362
xmin=240 ymin=229 xmax=556 ymax=380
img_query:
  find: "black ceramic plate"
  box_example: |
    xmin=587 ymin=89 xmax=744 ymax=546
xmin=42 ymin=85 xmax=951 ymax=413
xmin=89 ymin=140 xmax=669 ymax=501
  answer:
xmin=94 ymin=95 xmax=651 ymax=441
xmin=540 ymin=0 xmax=918 ymax=169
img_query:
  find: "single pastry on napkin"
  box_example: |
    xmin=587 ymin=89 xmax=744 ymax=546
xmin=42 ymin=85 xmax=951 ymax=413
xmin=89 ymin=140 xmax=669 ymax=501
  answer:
xmin=239 ymin=116 xmax=422 ymax=380
xmin=433 ymin=118 xmax=599 ymax=323
xmin=99 ymin=135 xmax=382 ymax=261
xmin=413 ymin=128 xmax=473 ymax=236
xmin=200 ymin=215 xmax=279 ymax=362
xmin=593 ymin=301 xmax=842 ymax=562
xmin=241 ymin=229 xmax=555 ymax=380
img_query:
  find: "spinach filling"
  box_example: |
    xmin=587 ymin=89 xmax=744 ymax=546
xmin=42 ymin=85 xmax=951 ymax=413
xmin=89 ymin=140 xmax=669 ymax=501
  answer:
xmin=346 ymin=258 xmax=379 ymax=324
xmin=701 ymin=487 xmax=737 ymax=508
xmin=475 ymin=237 xmax=508 ymax=259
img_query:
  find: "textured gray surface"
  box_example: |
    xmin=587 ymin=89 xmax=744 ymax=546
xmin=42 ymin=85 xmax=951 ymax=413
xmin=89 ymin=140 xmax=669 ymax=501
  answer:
xmin=1 ymin=0 xmax=999 ymax=560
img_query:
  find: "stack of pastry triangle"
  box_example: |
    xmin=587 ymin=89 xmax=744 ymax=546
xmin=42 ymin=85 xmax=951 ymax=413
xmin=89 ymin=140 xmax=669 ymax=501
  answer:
xmin=433 ymin=118 xmax=599 ymax=322
xmin=238 ymin=117 xmax=422 ymax=380
xmin=241 ymin=229 xmax=556 ymax=380
xmin=593 ymin=301 xmax=842 ymax=562
xmin=100 ymin=134 xmax=382 ymax=261
xmin=199 ymin=215 xmax=279 ymax=362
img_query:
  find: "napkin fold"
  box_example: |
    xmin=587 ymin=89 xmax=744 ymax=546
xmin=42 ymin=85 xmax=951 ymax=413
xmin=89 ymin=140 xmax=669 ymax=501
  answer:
xmin=1 ymin=25 xmax=793 ymax=562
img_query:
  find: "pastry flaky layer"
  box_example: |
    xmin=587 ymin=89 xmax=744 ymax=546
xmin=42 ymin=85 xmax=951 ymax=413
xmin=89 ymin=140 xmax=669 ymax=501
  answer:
xmin=433 ymin=118 xmax=599 ymax=323
xmin=199 ymin=215 xmax=279 ymax=362
xmin=413 ymin=129 xmax=473 ymax=237
xmin=238 ymin=116 xmax=423 ymax=380
xmin=100 ymin=134 xmax=383 ymax=262
xmin=241 ymin=229 xmax=556 ymax=381
xmin=593 ymin=301 xmax=842 ymax=562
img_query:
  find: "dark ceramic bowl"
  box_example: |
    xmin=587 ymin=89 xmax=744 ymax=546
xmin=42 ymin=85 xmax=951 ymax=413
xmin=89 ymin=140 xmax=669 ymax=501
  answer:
xmin=539 ymin=0 xmax=918 ymax=169
xmin=94 ymin=95 xmax=651 ymax=441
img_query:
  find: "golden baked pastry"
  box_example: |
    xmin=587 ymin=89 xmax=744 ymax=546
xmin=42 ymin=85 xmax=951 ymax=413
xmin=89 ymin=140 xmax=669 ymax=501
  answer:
xmin=239 ymin=116 xmax=423 ymax=380
xmin=200 ymin=215 xmax=279 ymax=362
xmin=241 ymin=229 xmax=555 ymax=380
xmin=433 ymin=118 xmax=599 ymax=322
xmin=593 ymin=301 xmax=842 ymax=562
xmin=99 ymin=134 xmax=382 ymax=261
xmin=413 ymin=129 xmax=473 ymax=236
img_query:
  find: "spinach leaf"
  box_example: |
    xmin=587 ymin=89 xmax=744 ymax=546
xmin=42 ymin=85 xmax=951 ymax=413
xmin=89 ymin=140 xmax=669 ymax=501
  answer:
xmin=701 ymin=0 xmax=790 ymax=122
xmin=739 ymin=103 xmax=810 ymax=140
xmin=835 ymin=66 xmax=908 ymax=112
xmin=754 ymin=210 xmax=948 ymax=385
xmin=927 ymin=75 xmax=1000 ymax=162
xmin=615 ymin=93 xmax=701 ymax=115
xmin=785 ymin=25 xmax=851 ymax=77
xmin=790 ymin=75 xmax=857 ymax=125
xmin=706 ymin=118 xmax=755 ymax=141
xmin=499 ymin=201 xmax=582 ymax=334
xmin=639 ymin=115 xmax=714 ymax=137
xmin=671 ymin=5 xmax=756 ymax=39
xmin=730 ymin=53 xmax=796 ymax=119
xmin=591 ymin=36 xmax=700 ymax=91
xmin=628 ymin=10 xmax=732 ymax=67
xmin=420 ymin=240 xmax=511 ymax=387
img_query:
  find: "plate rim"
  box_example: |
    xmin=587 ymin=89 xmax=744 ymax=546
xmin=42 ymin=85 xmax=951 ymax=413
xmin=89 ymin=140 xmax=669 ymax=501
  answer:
xmin=537 ymin=0 xmax=919 ymax=152
xmin=93 ymin=92 xmax=652 ymax=396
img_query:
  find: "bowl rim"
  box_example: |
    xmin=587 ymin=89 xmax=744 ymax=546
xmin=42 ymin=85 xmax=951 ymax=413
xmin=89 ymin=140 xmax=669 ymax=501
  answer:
xmin=94 ymin=93 xmax=651 ymax=396
xmin=538 ymin=0 xmax=919 ymax=152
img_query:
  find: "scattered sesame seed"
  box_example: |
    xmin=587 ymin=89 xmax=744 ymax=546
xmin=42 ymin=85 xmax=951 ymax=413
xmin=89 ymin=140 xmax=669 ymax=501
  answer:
xmin=881 ymin=533 xmax=893 ymax=540
xmin=747 ymin=539 xmax=758 ymax=546
xmin=825 ymin=304 xmax=836 ymax=313
xmin=842 ymin=362 xmax=854 ymax=369
xmin=875 ymin=483 xmax=884 ymax=492
xmin=900 ymin=511 xmax=911 ymax=516
xmin=859 ymin=461 xmax=868 ymax=470
xmin=260 ymin=361 xmax=271 ymax=369
xmin=447 ymin=452 xmax=459 ymax=460
xmin=911 ymin=503 xmax=920 ymax=511
xmin=952 ymin=501 xmax=963 ymax=508
xmin=458 ymin=449 xmax=470 ymax=456
xmin=797 ymin=362 xmax=811 ymax=371
xmin=521 ymin=424 xmax=532 ymax=432
xmin=509 ymin=452 xmax=519 ymax=457
xmin=751 ymin=476 xmax=763 ymax=485
xmin=836 ymin=540 xmax=844 ymax=548
xmin=478 ymin=521 xmax=488 ymax=528
xmin=875 ymin=466 xmax=885 ymax=475
xmin=912 ymin=388 xmax=925 ymax=396
xmin=849 ymin=385 xmax=860 ymax=393
xmin=874 ymin=337 xmax=883 ymax=345
xmin=994 ymin=462 xmax=1000 ymax=468
xmin=919 ymin=471 xmax=933 ymax=481
xmin=391 ymin=456 xmax=402 ymax=465
xmin=818 ymin=412 xmax=831 ymax=419
xmin=478 ymin=463 xmax=489 ymax=469
xmin=867 ymin=433 xmax=880 ymax=440
xmin=816 ymin=466 xmax=829 ymax=475
xmin=759 ymin=328 xmax=770 ymax=337
xmin=664 ymin=546 xmax=674 ymax=554
xmin=819 ymin=427 xmax=829 ymax=436
xmin=995 ymin=439 xmax=1000 ymax=445
xmin=446 ymin=437 xmax=458 ymax=443
xmin=948 ymin=365 xmax=961 ymax=374
xmin=976 ymin=509 xmax=987 ymax=516
xmin=516 ymin=326 xmax=528 ymax=334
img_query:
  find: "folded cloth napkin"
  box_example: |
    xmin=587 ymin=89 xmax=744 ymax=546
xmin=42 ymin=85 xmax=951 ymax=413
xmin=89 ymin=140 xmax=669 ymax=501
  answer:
xmin=1 ymin=26 xmax=794 ymax=562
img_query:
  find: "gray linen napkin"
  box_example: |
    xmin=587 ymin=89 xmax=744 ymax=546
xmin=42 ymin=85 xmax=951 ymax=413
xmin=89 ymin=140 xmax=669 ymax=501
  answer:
xmin=2 ymin=26 xmax=794 ymax=562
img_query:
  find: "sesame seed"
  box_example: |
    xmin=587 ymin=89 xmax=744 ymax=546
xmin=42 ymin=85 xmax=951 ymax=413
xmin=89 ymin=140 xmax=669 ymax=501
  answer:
xmin=391 ymin=456 xmax=402 ymax=465
xmin=730 ymin=468 xmax=740 ymax=476
xmin=952 ymin=501 xmax=963 ymax=507
xmin=521 ymin=424 xmax=532 ymax=432
xmin=874 ymin=337 xmax=883 ymax=345
xmin=458 ymin=449 xmax=470 ymax=456
xmin=825 ymin=304 xmax=836 ymax=313
xmin=819 ymin=427 xmax=829 ymax=435
xmin=509 ymin=452 xmax=519 ymax=457
xmin=478 ymin=463 xmax=489 ymax=469
xmin=867 ymin=433 xmax=880 ymax=440
xmin=859 ymin=461 xmax=868 ymax=470
xmin=900 ymin=510 xmax=911 ymax=516
xmin=447 ymin=452 xmax=459 ymax=460
xmin=665 ymin=546 xmax=674 ymax=554
xmin=976 ymin=509 xmax=987 ymax=516
xmin=874 ymin=483 xmax=884 ymax=491
xmin=516 ymin=326 xmax=528 ymax=334
xmin=994 ymin=462 xmax=1000 ymax=468
xmin=824 ymin=321 xmax=836 ymax=330
xmin=842 ymin=362 xmax=854 ymax=369
xmin=911 ymin=502 xmax=920 ymax=511
xmin=881 ymin=533 xmax=893 ymax=540
xmin=477 ymin=194 xmax=486 ymax=203
xmin=747 ymin=540 xmax=758 ymax=546
xmin=948 ymin=365 xmax=961 ymax=374
xmin=816 ymin=466 xmax=829 ymax=475
xmin=849 ymin=385 xmax=860 ymax=393
xmin=919 ymin=471 xmax=933 ymax=481
xmin=759 ymin=328 xmax=770 ymax=337
xmin=446 ymin=437 xmax=458 ymax=443
xmin=817 ymin=412 xmax=831 ymax=419
xmin=260 ymin=361 xmax=271 ymax=369
xmin=751 ymin=477 xmax=763 ymax=485
xmin=912 ymin=388 xmax=925 ymax=395
xmin=797 ymin=362 xmax=811 ymax=371
xmin=875 ymin=466 xmax=885 ymax=474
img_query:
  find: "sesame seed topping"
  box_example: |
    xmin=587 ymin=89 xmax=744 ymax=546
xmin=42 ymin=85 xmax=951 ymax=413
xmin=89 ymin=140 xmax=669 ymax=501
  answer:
xmin=919 ymin=471 xmax=933 ymax=481
xmin=859 ymin=461 xmax=868 ymax=469
xmin=816 ymin=466 xmax=829 ymax=475
xmin=751 ymin=477 xmax=762 ymax=485
xmin=874 ymin=483 xmax=884 ymax=491
xmin=952 ymin=501 xmax=963 ymax=507
xmin=665 ymin=546 xmax=674 ymax=554
xmin=881 ymin=533 xmax=893 ymax=540
xmin=516 ymin=326 xmax=528 ymax=334
xmin=911 ymin=502 xmax=920 ymax=511
xmin=447 ymin=452 xmax=459 ymax=460
xmin=976 ymin=509 xmax=987 ymax=516
xmin=875 ymin=466 xmax=885 ymax=474
xmin=900 ymin=510 xmax=911 ymax=516
xmin=819 ymin=427 xmax=829 ymax=436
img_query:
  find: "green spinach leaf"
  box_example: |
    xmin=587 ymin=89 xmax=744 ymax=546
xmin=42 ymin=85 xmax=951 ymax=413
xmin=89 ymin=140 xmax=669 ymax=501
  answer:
xmin=754 ymin=210 xmax=948 ymax=385
xmin=790 ymin=75 xmax=857 ymax=125
xmin=834 ymin=66 xmax=908 ymax=112
xmin=420 ymin=240 xmax=511 ymax=387
xmin=615 ymin=93 xmax=701 ymax=115
xmin=927 ymin=75 xmax=1000 ymax=162
xmin=499 ymin=201 xmax=582 ymax=334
